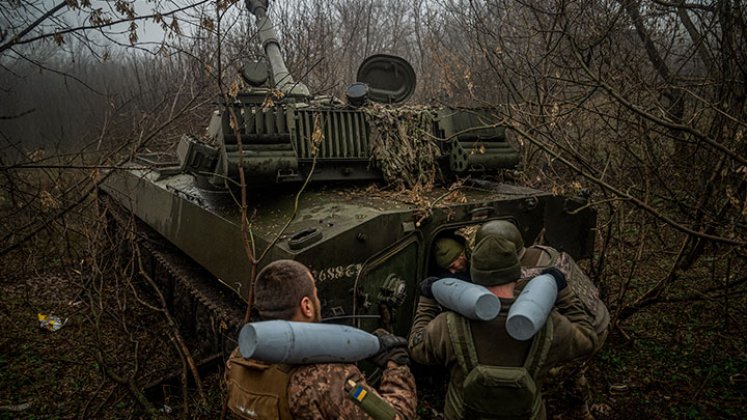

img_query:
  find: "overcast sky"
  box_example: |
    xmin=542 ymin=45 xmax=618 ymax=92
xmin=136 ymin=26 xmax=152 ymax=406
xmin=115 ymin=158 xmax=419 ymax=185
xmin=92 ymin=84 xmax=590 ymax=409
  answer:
xmin=1 ymin=0 xmax=247 ymax=58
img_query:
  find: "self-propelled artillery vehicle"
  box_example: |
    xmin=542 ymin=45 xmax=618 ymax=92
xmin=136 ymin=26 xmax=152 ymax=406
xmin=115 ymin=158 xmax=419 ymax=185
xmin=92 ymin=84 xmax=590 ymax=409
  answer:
xmin=99 ymin=0 xmax=596 ymax=354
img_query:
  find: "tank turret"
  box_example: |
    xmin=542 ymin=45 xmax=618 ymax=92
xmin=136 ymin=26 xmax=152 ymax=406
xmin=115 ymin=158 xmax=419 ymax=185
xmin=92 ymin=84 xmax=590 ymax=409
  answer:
xmin=175 ymin=0 xmax=523 ymax=192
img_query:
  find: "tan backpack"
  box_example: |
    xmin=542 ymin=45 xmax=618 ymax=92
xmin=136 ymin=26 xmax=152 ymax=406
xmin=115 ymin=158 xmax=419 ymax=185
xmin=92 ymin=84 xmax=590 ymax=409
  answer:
xmin=226 ymin=354 xmax=293 ymax=420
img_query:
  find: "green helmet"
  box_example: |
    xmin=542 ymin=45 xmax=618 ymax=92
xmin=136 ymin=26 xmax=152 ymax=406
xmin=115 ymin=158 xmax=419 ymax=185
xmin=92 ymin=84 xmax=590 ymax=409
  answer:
xmin=474 ymin=220 xmax=525 ymax=257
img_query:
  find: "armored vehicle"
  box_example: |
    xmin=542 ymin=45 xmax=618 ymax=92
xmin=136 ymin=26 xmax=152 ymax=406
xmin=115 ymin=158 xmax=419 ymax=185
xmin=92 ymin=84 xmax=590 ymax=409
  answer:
xmin=99 ymin=0 xmax=596 ymax=352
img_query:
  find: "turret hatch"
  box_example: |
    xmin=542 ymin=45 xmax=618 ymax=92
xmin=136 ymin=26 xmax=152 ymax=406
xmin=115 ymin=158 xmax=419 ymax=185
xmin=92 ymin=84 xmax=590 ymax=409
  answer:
xmin=356 ymin=54 xmax=416 ymax=104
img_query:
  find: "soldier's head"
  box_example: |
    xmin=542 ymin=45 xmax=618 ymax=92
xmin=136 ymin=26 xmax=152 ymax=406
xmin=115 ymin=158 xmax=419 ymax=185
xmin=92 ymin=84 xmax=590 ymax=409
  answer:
xmin=475 ymin=220 xmax=525 ymax=260
xmin=470 ymin=236 xmax=521 ymax=287
xmin=254 ymin=260 xmax=322 ymax=323
xmin=434 ymin=237 xmax=468 ymax=274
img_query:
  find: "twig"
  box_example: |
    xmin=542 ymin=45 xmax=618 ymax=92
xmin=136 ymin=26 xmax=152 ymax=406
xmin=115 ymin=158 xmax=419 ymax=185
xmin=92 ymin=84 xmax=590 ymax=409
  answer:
xmin=1 ymin=0 xmax=212 ymax=52
xmin=0 ymin=402 xmax=32 ymax=412
xmin=214 ymin=4 xmax=259 ymax=324
xmin=88 ymin=386 xmax=116 ymax=419
xmin=133 ymin=245 xmax=207 ymax=405
xmin=689 ymin=368 xmax=715 ymax=406
xmin=0 ymin=108 xmax=35 ymax=120
xmin=93 ymin=349 xmax=158 ymax=415
xmin=567 ymin=32 xmax=747 ymax=167
xmin=0 ymin=2 xmax=67 ymax=54
xmin=180 ymin=352 xmax=189 ymax=419
xmin=509 ymin=124 xmax=746 ymax=246
xmin=612 ymin=219 xmax=647 ymax=323
xmin=2 ymin=164 xmax=150 ymax=170
xmin=614 ymin=322 xmax=632 ymax=341
xmin=415 ymin=183 xmax=464 ymax=227
xmin=79 ymin=380 xmax=106 ymax=420
xmin=0 ymin=87 xmax=210 ymax=257
xmin=618 ymin=236 xmax=690 ymax=321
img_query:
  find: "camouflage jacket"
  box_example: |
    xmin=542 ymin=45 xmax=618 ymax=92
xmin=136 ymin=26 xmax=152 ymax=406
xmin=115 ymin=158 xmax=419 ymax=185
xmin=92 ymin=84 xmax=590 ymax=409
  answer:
xmin=408 ymin=288 xmax=597 ymax=420
xmin=288 ymin=362 xmax=417 ymax=419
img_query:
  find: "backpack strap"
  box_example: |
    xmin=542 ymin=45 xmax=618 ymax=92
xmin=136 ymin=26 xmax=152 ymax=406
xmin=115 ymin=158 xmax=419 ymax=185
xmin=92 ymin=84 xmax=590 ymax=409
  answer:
xmin=447 ymin=311 xmax=479 ymax=374
xmin=449 ymin=310 xmax=554 ymax=378
xmin=529 ymin=245 xmax=560 ymax=266
xmin=523 ymin=319 xmax=554 ymax=378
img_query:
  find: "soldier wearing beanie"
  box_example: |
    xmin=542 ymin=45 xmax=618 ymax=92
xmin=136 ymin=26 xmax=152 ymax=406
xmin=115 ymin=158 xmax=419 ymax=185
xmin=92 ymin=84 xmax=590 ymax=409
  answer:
xmin=474 ymin=220 xmax=609 ymax=344
xmin=476 ymin=220 xmax=609 ymax=419
xmin=433 ymin=237 xmax=470 ymax=281
xmin=408 ymin=236 xmax=598 ymax=419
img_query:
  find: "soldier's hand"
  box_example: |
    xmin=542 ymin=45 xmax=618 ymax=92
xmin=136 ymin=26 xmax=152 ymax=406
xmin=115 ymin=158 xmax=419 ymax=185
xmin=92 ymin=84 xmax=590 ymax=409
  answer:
xmin=419 ymin=276 xmax=439 ymax=299
xmin=541 ymin=267 xmax=567 ymax=291
xmin=371 ymin=329 xmax=410 ymax=367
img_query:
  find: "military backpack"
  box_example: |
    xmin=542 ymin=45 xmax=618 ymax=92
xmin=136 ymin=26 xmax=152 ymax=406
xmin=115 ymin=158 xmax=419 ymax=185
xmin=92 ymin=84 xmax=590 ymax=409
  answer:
xmin=226 ymin=353 xmax=293 ymax=420
xmin=447 ymin=312 xmax=553 ymax=419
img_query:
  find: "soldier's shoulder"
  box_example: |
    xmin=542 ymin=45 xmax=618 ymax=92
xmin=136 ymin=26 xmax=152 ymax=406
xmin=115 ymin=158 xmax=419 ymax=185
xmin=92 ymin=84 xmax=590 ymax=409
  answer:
xmin=528 ymin=244 xmax=560 ymax=261
xmin=432 ymin=310 xmax=452 ymax=327
xmin=528 ymin=244 xmax=559 ymax=252
xmin=290 ymin=363 xmax=362 ymax=383
xmin=414 ymin=311 xmax=451 ymax=342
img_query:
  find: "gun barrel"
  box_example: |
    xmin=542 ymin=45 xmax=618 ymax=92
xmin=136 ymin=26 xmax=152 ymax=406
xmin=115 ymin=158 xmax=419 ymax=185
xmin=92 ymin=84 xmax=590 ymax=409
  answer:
xmin=246 ymin=0 xmax=309 ymax=97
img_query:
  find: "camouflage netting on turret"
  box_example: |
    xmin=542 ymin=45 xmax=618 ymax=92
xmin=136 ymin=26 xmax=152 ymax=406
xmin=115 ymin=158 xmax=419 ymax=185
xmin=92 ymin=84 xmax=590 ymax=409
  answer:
xmin=363 ymin=105 xmax=442 ymax=191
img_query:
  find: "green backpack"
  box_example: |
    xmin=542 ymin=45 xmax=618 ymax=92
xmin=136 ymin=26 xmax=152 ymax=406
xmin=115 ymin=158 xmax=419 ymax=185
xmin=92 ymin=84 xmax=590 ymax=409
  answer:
xmin=447 ymin=312 xmax=553 ymax=419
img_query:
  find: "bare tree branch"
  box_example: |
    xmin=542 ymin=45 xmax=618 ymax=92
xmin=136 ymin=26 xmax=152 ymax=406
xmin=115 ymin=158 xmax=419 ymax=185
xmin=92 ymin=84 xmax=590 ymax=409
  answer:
xmin=0 ymin=1 xmax=67 ymax=54
xmin=510 ymin=123 xmax=746 ymax=246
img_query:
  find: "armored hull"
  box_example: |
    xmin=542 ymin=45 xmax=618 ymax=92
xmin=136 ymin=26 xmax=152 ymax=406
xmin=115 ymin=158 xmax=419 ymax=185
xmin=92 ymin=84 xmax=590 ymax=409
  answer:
xmin=101 ymin=164 xmax=594 ymax=340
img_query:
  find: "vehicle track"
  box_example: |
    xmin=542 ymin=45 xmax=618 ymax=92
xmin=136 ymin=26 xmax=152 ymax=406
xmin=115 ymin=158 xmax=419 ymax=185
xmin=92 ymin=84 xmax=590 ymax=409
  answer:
xmin=103 ymin=194 xmax=246 ymax=356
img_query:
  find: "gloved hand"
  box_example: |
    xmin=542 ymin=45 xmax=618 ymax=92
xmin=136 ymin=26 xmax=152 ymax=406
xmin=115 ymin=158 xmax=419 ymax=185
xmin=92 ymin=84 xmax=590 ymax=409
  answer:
xmin=419 ymin=276 xmax=439 ymax=299
xmin=541 ymin=267 xmax=567 ymax=291
xmin=370 ymin=329 xmax=410 ymax=367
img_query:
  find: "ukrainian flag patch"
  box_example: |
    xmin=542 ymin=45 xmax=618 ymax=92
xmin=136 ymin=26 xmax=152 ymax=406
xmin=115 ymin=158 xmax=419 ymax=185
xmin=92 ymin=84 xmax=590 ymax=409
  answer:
xmin=353 ymin=386 xmax=367 ymax=402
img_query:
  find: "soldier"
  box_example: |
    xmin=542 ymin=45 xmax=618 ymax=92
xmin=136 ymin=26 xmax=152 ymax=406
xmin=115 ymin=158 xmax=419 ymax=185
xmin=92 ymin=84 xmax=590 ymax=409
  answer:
xmin=474 ymin=220 xmax=609 ymax=346
xmin=409 ymin=236 xmax=598 ymax=419
xmin=433 ymin=237 xmax=470 ymax=281
xmin=475 ymin=220 xmax=609 ymax=419
xmin=226 ymin=259 xmax=416 ymax=419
